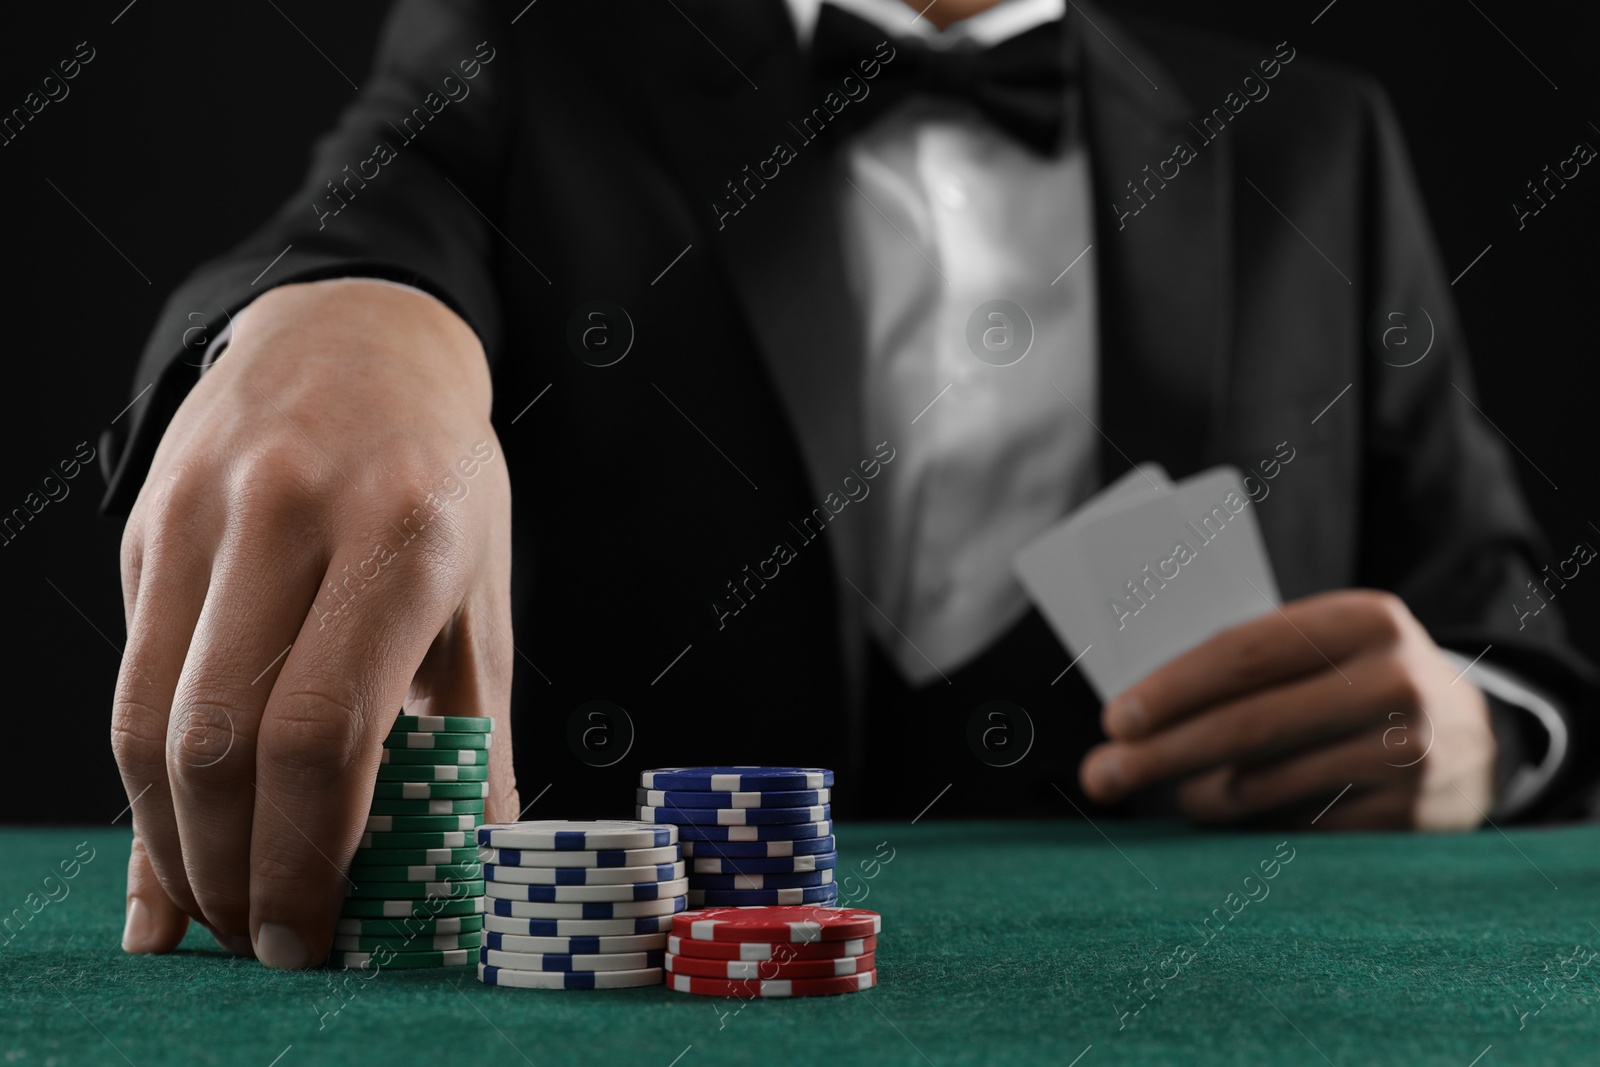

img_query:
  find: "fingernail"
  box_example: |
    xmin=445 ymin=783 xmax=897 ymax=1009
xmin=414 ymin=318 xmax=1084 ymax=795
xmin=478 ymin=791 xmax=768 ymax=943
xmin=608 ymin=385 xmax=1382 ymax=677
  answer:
xmin=254 ymin=922 xmax=309 ymax=970
xmin=122 ymin=897 xmax=155 ymax=953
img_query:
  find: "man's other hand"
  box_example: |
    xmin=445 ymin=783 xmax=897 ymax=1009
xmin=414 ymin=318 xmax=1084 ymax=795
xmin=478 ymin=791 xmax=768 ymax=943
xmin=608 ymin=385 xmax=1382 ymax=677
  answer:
xmin=1080 ymin=590 xmax=1495 ymax=830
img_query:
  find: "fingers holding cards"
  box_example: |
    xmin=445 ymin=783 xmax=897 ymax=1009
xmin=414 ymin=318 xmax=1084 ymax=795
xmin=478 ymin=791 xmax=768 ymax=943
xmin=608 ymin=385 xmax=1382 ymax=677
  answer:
xmin=1080 ymin=644 xmax=1411 ymax=804
xmin=1099 ymin=589 xmax=1421 ymax=741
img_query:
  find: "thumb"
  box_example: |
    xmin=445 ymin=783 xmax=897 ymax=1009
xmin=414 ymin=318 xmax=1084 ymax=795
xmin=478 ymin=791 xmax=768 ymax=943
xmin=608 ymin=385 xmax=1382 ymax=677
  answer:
xmin=123 ymin=835 xmax=190 ymax=954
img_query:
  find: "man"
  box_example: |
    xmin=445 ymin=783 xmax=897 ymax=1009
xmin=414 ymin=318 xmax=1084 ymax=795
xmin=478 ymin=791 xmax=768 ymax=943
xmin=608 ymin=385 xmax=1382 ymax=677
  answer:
xmin=102 ymin=0 xmax=1596 ymax=969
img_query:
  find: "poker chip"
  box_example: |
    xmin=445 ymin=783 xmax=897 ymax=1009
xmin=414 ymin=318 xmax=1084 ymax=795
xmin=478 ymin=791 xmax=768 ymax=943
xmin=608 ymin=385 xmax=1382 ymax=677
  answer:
xmin=638 ymin=767 xmax=855 ymax=932
xmin=330 ymin=948 xmax=474 ymax=970
xmin=364 ymin=814 xmax=482 ymax=833
xmin=336 ymin=914 xmax=485 ymax=936
xmin=636 ymin=804 xmax=829 ymax=826
xmin=478 ymin=821 xmax=677 ymax=851
xmin=689 ymin=852 xmax=837 ymax=874
xmin=339 ymin=896 xmax=484 ymax=918
xmin=341 ymin=719 xmax=494 ymax=968
xmin=350 ymin=846 xmax=481 ymax=866
xmin=481 ymin=913 xmax=676 ymax=937
xmin=479 ymin=947 xmax=664 ymax=971
xmin=665 ymin=951 xmax=874 ymax=979
xmin=667 ymin=934 xmax=875 ymax=960
xmin=379 ymin=748 xmax=488 ymax=766
xmin=677 ymin=821 xmax=830 ymax=842
xmin=478 ymin=820 xmax=690 ymax=989
xmin=359 ymin=830 xmax=475 ymax=850
xmin=385 ymin=731 xmax=491 ymax=750
xmin=347 ymin=879 xmax=486 ymax=900
xmin=680 ymin=836 xmax=835 ymax=859
xmin=478 ymin=845 xmax=681 ymax=868
xmin=477 ymin=963 xmax=663 ymax=989
xmin=481 ymin=861 xmax=685 ymax=886
xmin=371 ymin=780 xmax=489 ymax=800
xmin=640 ymin=768 xmax=833 ymax=791
xmin=376 ymin=763 xmax=489 ymax=782
xmin=665 ymin=971 xmax=875 ymax=997
xmin=332 ymin=931 xmax=483 ymax=952
xmin=686 ymin=885 xmax=837 ymax=907
xmin=687 ymin=869 xmax=834 ymax=890
xmin=368 ymin=797 xmax=485 ymax=816
xmin=488 ymin=895 xmax=686 ymax=919
xmin=484 ymin=931 xmax=667 ymax=954
xmin=387 ymin=715 xmax=494 ymax=734
xmin=484 ymin=878 xmax=689 ymax=903
xmin=346 ymin=863 xmax=483 ymax=883
xmin=673 ymin=906 xmax=881 ymax=942
xmin=636 ymin=788 xmax=831 ymax=809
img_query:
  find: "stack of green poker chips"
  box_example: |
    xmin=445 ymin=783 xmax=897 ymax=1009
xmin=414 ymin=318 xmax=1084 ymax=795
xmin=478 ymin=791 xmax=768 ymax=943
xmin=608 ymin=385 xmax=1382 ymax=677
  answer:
xmin=329 ymin=714 xmax=494 ymax=970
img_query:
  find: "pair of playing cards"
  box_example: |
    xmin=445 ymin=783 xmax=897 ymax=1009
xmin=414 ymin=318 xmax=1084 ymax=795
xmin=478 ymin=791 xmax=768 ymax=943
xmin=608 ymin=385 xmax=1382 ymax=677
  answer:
xmin=1013 ymin=465 xmax=1281 ymax=701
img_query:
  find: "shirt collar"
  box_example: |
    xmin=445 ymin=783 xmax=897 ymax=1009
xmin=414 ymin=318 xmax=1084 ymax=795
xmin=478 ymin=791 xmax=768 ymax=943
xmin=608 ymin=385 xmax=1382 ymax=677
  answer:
xmin=784 ymin=0 xmax=1067 ymax=51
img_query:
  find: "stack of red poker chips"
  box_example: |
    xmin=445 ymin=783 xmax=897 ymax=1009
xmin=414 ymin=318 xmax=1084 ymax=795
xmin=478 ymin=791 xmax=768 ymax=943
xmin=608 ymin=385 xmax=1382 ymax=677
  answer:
xmin=663 ymin=906 xmax=881 ymax=997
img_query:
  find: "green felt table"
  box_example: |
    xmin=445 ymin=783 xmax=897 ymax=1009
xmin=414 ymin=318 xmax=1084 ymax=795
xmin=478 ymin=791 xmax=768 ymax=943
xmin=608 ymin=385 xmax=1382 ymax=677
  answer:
xmin=3 ymin=823 xmax=1596 ymax=1066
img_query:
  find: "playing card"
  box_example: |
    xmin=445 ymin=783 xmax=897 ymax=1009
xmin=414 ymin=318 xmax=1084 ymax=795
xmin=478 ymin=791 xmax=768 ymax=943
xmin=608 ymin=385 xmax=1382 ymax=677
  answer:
xmin=1171 ymin=467 xmax=1280 ymax=604
xmin=1014 ymin=465 xmax=1279 ymax=698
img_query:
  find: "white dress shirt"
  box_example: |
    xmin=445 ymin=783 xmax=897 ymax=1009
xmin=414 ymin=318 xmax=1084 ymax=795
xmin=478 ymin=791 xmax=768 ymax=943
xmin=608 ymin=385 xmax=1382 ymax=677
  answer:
xmin=787 ymin=0 xmax=1099 ymax=684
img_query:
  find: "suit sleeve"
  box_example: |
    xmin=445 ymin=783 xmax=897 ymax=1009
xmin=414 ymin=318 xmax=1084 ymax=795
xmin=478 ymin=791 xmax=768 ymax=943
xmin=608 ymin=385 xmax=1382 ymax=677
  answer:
xmin=98 ymin=0 xmax=513 ymax=515
xmin=1353 ymin=79 xmax=1599 ymax=821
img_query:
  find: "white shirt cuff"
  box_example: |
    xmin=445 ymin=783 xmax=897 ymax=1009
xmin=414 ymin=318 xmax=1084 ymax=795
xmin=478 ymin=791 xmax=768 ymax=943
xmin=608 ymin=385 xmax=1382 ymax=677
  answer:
xmin=1440 ymin=649 xmax=1568 ymax=821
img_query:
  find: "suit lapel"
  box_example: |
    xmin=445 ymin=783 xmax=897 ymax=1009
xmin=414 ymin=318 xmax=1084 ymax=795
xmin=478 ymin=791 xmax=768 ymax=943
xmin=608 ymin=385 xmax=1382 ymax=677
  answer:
xmin=638 ymin=0 xmax=871 ymax=731
xmin=639 ymin=1 xmax=866 ymax=578
xmin=1072 ymin=2 xmax=1235 ymax=486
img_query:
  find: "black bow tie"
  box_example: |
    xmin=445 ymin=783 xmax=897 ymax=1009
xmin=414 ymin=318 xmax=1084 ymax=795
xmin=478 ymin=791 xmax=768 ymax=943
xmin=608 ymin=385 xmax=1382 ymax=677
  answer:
xmin=809 ymin=3 xmax=1075 ymax=155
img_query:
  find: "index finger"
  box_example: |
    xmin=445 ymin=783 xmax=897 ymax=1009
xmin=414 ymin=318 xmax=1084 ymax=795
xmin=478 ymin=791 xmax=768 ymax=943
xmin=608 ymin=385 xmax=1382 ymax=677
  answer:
xmin=1100 ymin=589 xmax=1412 ymax=740
xmin=250 ymin=536 xmax=472 ymax=969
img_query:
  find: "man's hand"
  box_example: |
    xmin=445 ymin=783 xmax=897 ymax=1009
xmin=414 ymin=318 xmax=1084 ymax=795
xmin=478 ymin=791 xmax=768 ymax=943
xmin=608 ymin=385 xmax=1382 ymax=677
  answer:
xmin=1078 ymin=590 xmax=1496 ymax=830
xmin=111 ymin=279 xmax=518 ymax=967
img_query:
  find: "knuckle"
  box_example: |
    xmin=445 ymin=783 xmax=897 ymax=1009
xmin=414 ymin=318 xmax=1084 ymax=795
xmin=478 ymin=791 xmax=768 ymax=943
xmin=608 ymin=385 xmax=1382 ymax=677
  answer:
xmin=1361 ymin=590 xmax=1412 ymax=645
xmin=167 ymin=698 xmax=249 ymax=780
xmin=337 ymin=503 xmax=471 ymax=604
xmin=147 ymin=468 xmax=216 ymax=529
xmin=110 ymin=697 xmax=168 ymax=776
xmin=226 ymin=448 xmax=333 ymax=527
xmin=379 ymin=487 xmax=466 ymax=556
xmin=248 ymin=439 xmax=339 ymax=495
xmin=260 ymin=689 xmax=366 ymax=787
xmin=1381 ymin=656 xmax=1428 ymax=712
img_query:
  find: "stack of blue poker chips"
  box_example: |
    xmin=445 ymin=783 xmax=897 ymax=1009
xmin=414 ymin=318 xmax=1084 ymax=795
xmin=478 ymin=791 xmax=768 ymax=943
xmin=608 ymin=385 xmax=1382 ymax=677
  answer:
xmin=636 ymin=767 xmax=839 ymax=907
xmin=331 ymin=713 xmax=493 ymax=970
xmin=474 ymin=820 xmax=684 ymax=988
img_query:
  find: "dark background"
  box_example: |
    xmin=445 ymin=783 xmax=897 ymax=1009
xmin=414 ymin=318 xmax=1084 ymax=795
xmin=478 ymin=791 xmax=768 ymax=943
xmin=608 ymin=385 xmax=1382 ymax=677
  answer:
xmin=3 ymin=0 xmax=1596 ymax=824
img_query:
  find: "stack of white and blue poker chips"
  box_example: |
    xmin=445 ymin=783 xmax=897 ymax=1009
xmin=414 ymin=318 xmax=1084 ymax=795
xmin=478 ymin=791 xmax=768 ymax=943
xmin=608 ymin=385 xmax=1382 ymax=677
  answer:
xmin=331 ymin=714 xmax=492 ymax=970
xmin=636 ymin=768 xmax=838 ymax=908
xmin=475 ymin=820 xmax=683 ymax=988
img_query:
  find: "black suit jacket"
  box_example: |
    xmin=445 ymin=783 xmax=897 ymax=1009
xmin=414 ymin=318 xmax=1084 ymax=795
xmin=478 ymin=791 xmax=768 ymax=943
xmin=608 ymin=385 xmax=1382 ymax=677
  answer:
xmin=101 ymin=0 xmax=1599 ymax=819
